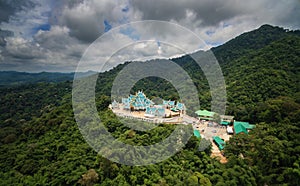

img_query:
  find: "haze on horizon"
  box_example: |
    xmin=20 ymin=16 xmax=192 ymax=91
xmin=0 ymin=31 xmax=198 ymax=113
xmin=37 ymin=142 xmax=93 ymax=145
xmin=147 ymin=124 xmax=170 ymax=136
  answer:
xmin=0 ymin=0 xmax=299 ymax=72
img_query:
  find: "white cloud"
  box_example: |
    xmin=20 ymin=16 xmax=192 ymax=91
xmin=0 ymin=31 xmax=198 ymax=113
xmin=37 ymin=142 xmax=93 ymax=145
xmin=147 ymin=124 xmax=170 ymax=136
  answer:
xmin=5 ymin=37 xmax=45 ymax=60
xmin=0 ymin=0 xmax=51 ymax=38
xmin=0 ymin=0 xmax=299 ymax=72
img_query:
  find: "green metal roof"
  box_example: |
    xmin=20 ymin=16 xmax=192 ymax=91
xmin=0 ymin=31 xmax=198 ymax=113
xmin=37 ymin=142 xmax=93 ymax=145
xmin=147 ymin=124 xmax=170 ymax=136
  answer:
xmin=213 ymin=136 xmax=225 ymax=145
xmin=219 ymin=145 xmax=224 ymax=150
xmin=195 ymin=110 xmax=215 ymax=117
xmin=234 ymin=121 xmax=255 ymax=129
xmin=248 ymin=124 xmax=255 ymax=129
xmin=213 ymin=136 xmax=225 ymax=150
xmin=193 ymin=130 xmax=201 ymax=138
xmin=220 ymin=121 xmax=230 ymax=125
xmin=234 ymin=123 xmax=248 ymax=134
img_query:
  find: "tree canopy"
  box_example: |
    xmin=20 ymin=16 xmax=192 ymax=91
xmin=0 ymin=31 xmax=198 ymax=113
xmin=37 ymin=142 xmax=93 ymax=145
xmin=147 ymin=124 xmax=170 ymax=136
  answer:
xmin=0 ymin=24 xmax=299 ymax=185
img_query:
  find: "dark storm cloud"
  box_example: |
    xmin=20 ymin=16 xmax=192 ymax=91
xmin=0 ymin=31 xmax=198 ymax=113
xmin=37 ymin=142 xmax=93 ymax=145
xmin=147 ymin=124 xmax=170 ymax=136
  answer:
xmin=0 ymin=29 xmax=13 ymax=46
xmin=49 ymin=0 xmax=300 ymax=45
xmin=0 ymin=1 xmax=15 ymax=23
xmin=131 ymin=0 xmax=244 ymax=26
xmin=131 ymin=0 xmax=300 ymax=28
xmin=53 ymin=0 xmax=136 ymax=43
xmin=0 ymin=0 xmax=35 ymax=23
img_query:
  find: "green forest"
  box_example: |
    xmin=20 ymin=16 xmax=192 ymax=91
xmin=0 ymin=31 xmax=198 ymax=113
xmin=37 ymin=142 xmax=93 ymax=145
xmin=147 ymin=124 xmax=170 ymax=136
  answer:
xmin=0 ymin=25 xmax=299 ymax=185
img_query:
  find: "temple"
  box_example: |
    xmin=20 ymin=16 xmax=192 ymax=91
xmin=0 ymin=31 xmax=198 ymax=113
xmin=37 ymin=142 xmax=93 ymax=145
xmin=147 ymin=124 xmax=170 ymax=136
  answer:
xmin=121 ymin=91 xmax=154 ymax=111
xmin=111 ymin=91 xmax=185 ymax=119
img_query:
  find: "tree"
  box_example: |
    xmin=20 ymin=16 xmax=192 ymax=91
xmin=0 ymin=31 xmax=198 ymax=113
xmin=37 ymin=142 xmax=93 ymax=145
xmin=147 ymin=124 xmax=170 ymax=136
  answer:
xmin=199 ymin=138 xmax=212 ymax=155
xmin=213 ymin=113 xmax=221 ymax=124
xmin=78 ymin=169 xmax=99 ymax=186
xmin=96 ymin=95 xmax=111 ymax=111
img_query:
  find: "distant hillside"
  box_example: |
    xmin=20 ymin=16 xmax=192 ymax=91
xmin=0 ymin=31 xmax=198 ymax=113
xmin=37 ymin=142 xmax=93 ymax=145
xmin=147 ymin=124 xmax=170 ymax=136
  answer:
xmin=0 ymin=71 xmax=96 ymax=86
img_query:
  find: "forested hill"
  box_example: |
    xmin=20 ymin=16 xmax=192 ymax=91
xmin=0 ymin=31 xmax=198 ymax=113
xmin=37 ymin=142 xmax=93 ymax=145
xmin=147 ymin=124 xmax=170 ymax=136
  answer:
xmin=0 ymin=25 xmax=299 ymax=185
xmin=212 ymin=24 xmax=300 ymax=64
xmin=0 ymin=71 xmax=96 ymax=86
xmin=158 ymin=24 xmax=300 ymax=121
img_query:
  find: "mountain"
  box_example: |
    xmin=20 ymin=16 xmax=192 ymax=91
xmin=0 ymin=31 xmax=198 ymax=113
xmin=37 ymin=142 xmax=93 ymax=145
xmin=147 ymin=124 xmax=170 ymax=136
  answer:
xmin=165 ymin=24 xmax=300 ymax=120
xmin=0 ymin=71 xmax=97 ymax=86
xmin=0 ymin=25 xmax=299 ymax=185
xmin=212 ymin=24 xmax=300 ymax=64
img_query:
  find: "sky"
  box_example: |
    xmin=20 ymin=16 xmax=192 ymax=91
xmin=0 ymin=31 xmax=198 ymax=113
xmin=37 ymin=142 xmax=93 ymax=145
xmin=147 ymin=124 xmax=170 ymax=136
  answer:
xmin=0 ymin=0 xmax=299 ymax=72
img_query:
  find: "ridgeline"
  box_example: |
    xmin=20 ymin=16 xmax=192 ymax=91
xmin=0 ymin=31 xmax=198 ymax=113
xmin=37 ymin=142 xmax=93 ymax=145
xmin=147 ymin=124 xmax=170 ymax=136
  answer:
xmin=0 ymin=25 xmax=299 ymax=185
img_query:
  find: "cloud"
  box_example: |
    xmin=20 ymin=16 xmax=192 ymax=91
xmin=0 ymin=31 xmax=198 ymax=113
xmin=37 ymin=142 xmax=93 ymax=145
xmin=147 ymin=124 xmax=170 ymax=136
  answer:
xmin=0 ymin=0 xmax=36 ymax=23
xmin=0 ymin=0 xmax=299 ymax=72
xmin=131 ymin=0 xmax=242 ymax=26
xmin=0 ymin=25 xmax=87 ymax=72
xmin=132 ymin=0 xmax=300 ymax=28
xmin=131 ymin=0 xmax=300 ymax=46
xmin=0 ymin=29 xmax=13 ymax=46
xmin=55 ymin=0 xmax=140 ymax=42
xmin=5 ymin=37 xmax=45 ymax=60
xmin=0 ymin=0 xmax=51 ymax=38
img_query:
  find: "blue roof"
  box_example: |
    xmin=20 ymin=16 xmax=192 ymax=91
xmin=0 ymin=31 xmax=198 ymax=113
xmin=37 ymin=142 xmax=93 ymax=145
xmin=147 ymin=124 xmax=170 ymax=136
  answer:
xmin=157 ymin=108 xmax=165 ymax=116
xmin=122 ymin=98 xmax=129 ymax=104
xmin=112 ymin=100 xmax=118 ymax=105
xmin=163 ymin=100 xmax=169 ymax=105
xmin=137 ymin=91 xmax=146 ymax=98
xmin=176 ymin=102 xmax=185 ymax=110
xmin=145 ymin=107 xmax=165 ymax=117
xmin=121 ymin=91 xmax=155 ymax=110
xmin=169 ymin=101 xmax=175 ymax=106
xmin=124 ymin=102 xmax=130 ymax=109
